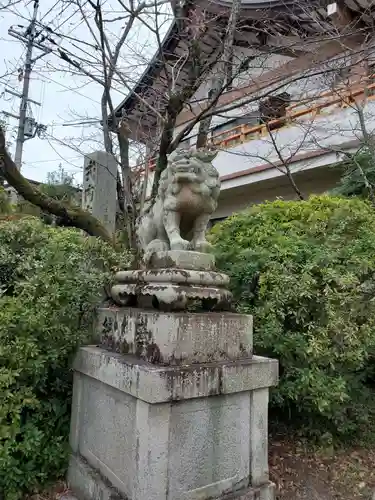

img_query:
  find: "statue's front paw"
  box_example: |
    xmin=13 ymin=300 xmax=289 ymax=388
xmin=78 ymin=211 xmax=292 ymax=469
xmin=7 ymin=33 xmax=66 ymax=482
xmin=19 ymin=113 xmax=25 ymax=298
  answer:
xmin=193 ymin=240 xmax=212 ymax=253
xmin=170 ymin=238 xmax=190 ymax=251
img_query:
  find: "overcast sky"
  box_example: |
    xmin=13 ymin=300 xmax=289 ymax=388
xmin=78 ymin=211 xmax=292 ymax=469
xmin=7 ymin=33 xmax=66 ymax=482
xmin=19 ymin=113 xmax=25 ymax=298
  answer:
xmin=0 ymin=0 xmax=164 ymax=184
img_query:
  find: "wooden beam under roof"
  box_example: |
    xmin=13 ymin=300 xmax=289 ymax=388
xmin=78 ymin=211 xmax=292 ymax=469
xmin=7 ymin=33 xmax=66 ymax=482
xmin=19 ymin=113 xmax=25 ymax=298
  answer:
xmin=233 ymin=32 xmax=308 ymax=58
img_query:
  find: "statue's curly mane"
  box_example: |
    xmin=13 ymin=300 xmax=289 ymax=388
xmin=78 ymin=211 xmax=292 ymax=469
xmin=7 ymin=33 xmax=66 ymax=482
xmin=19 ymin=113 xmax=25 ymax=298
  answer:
xmin=156 ymin=148 xmax=219 ymax=201
xmin=157 ymin=168 xmax=169 ymax=200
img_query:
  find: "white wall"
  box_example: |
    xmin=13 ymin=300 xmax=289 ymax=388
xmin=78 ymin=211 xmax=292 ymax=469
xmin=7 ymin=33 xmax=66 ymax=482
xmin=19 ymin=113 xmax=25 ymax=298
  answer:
xmin=232 ymin=47 xmax=292 ymax=88
xmin=214 ymin=165 xmax=342 ymax=219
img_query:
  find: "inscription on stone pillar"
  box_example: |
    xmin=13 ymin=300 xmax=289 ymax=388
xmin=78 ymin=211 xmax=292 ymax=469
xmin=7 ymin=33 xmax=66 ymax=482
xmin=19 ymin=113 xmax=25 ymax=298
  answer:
xmin=82 ymin=151 xmax=117 ymax=234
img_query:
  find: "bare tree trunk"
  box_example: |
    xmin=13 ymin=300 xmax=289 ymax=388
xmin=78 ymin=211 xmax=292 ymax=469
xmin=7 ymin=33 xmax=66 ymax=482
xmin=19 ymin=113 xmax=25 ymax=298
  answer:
xmin=196 ymin=0 xmax=242 ymax=148
xmin=265 ymin=123 xmax=305 ymax=200
xmin=152 ymin=95 xmax=183 ymax=199
xmin=118 ymin=128 xmax=137 ymax=249
xmin=93 ymin=0 xmax=137 ymax=247
xmin=350 ymin=152 xmax=375 ymax=205
xmin=151 ymin=2 xmax=244 ymax=196
xmin=347 ymin=86 xmax=375 ymax=205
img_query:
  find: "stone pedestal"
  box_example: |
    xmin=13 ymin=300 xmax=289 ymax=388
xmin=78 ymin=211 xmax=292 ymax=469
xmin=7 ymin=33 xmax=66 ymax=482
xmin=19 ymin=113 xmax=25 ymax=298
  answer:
xmin=99 ymin=307 xmax=253 ymax=364
xmin=67 ymin=251 xmax=278 ymax=500
xmin=68 ymin=347 xmax=277 ymax=500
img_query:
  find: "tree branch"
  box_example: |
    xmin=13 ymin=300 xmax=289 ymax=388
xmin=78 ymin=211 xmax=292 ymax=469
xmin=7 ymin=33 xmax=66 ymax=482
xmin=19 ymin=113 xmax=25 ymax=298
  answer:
xmin=265 ymin=122 xmax=305 ymax=200
xmin=0 ymin=127 xmax=112 ymax=243
xmin=196 ymin=0 xmax=242 ymax=148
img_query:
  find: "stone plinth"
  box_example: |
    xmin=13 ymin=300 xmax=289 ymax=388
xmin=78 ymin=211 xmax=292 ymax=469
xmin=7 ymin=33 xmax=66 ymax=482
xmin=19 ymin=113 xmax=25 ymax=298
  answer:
xmin=110 ymin=251 xmax=233 ymax=311
xmin=68 ymin=347 xmax=278 ymax=500
xmin=98 ymin=307 xmax=253 ymax=365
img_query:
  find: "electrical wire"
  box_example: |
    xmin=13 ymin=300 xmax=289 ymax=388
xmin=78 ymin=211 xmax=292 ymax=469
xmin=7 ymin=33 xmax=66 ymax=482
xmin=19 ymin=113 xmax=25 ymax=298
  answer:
xmin=45 ymin=132 xmax=120 ymax=183
xmin=45 ymin=135 xmax=83 ymax=170
xmin=52 ymin=0 xmax=89 ymax=33
xmin=6 ymin=1 xmax=87 ymax=47
xmin=32 ymin=70 xmax=100 ymax=104
xmin=38 ymin=0 xmax=62 ymax=24
xmin=24 ymin=155 xmax=81 ymax=165
xmin=36 ymin=78 xmax=45 ymax=124
xmin=7 ymin=0 xmax=131 ymax=81
xmin=1 ymin=47 xmax=26 ymax=91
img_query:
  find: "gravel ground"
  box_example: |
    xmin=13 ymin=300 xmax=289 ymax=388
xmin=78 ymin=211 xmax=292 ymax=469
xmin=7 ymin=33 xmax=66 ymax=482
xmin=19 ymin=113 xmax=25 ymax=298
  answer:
xmin=269 ymin=435 xmax=375 ymax=500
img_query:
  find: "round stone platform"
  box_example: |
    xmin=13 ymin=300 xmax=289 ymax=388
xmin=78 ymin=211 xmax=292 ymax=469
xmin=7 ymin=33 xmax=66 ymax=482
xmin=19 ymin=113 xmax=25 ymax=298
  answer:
xmin=110 ymin=251 xmax=232 ymax=311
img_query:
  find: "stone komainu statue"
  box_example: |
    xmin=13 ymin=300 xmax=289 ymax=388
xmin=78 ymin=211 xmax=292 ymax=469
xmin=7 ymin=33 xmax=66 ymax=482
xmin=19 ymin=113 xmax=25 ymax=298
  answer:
xmin=137 ymin=148 xmax=220 ymax=261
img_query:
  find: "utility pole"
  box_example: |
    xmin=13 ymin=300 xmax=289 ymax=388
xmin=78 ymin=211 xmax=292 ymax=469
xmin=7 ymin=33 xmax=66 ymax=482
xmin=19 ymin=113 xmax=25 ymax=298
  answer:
xmin=4 ymin=0 xmax=50 ymax=171
xmin=13 ymin=0 xmax=38 ymax=170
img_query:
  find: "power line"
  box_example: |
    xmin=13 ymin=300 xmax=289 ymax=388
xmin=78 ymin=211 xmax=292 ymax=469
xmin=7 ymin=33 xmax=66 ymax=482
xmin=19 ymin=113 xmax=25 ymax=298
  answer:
xmin=45 ymin=135 xmax=82 ymax=169
xmin=38 ymin=0 xmax=61 ymax=24
xmin=6 ymin=1 xmax=133 ymax=86
xmin=32 ymin=69 xmax=100 ymax=104
xmin=5 ymin=1 xmax=91 ymax=51
xmin=25 ymin=155 xmax=82 ymax=164
xmin=45 ymin=132 xmax=121 ymax=184
xmin=52 ymin=1 xmax=88 ymax=33
xmin=43 ymin=25 xmax=98 ymax=50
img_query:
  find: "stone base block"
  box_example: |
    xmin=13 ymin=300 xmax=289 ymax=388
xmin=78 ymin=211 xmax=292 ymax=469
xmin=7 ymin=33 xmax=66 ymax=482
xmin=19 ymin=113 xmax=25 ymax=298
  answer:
xmin=68 ymin=454 xmax=124 ymax=500
xmin=98 ymin=307 xmax=253 ymax=365
xmin=221 ymin=482 xmax=276 ymax=500
xmin=68 ymin=454 xmax=275 ymax=500
xmin=68 ymin=347 xmax=278 ymax=500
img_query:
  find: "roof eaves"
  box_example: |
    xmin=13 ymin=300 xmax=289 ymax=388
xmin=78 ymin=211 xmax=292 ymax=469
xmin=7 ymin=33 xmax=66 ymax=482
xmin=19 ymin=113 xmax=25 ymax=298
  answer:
xmin=112 ymin=19 xmax=180 ymax=123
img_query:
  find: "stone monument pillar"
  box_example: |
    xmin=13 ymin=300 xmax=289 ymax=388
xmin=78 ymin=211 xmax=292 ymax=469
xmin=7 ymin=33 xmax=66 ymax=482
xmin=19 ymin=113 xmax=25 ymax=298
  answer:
xmin=68 ymin=149 xmax=278 ymax=500
xmin=82 ymin=151 xmax=117 ymax=235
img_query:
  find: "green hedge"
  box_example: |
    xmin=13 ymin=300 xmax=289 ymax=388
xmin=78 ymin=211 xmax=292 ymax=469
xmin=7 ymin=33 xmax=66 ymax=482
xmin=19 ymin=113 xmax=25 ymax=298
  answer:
xmin=210 ymin=196 xmax=375 ymax=440
xmin=0 ymin=186 xmax=11 ymax=214
xmin=0 ymin=217 xmax=128 ymax=499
